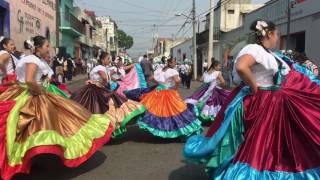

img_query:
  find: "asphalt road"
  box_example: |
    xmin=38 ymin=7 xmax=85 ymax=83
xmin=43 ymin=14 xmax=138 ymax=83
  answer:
xmin=12 ymin=80 xmax=210 ymax=180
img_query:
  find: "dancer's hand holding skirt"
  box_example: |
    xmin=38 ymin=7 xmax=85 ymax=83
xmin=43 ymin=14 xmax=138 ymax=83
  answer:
xmin=0 ymin=84 xmax=114 ymax=180
xmin=71 ymin=83 xmax=146 ymax=138
xmin=183 ymin=67 xmax=320 ymax=179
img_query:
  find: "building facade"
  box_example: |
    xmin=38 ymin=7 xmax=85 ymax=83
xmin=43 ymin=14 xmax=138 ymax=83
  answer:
xmin=95 ymin=20 xmax=107 ymax=50
xmin=96 ymin=16 xmax=118 ymax=56
xmin=218 ymin=0 xmax=320 ymax=64
xmin=171 ymin=38 xmax=192 ymax=63
xmin=6 ymin=0 xmax=57 ymax=53
xmin=199 ymin=0 xmax=263 ymax=65
xmin=154 ymin=38 xmax=186 ymax=58
xmin=59 ymin=0 xmax=84 ymax=57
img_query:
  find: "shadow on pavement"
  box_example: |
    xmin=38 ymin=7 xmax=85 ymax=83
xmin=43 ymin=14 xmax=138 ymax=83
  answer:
xmin=109 ymin=125 xmax=186 ymax=145
xmin=169 ymin=160 xmax=210 ymax=180
xmin=12 ymin=151 xmax=107 ymax=180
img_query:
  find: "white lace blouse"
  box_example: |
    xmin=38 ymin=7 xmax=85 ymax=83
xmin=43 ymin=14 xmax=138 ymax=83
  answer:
xmin=16 ymin=55 xmax=49 ymax=84
xmin=154 ymin=68 xmax=179 ymax=87
xmin=232 ymin=44 xmax=290 ymax=87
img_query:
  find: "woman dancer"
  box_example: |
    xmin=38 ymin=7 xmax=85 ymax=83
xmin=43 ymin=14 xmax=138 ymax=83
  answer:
xmin=0 ymin=37 xmax=18 ymax=93
xmin=185 ymin=60 xmax=230 ymax=122
xmin=111 ymin=57 xmax=147 ymax=97
xmin=0 ymin=36 xmax=114 ymax=180
xmin=132 ymin=57 xmax=202 ymax=138
xmin=183 ymin=20 xmax=320 ymax=179
xmin=71 ymin=52 xmax=145 ymax=137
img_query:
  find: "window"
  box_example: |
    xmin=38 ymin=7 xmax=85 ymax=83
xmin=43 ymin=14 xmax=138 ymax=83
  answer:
xmin=45 ymin=27 xmax=50 ymax=41
xmin=90 ymin=27 xmax=93 ymax=39
xmin=110 ymin=37 xmax=114 ymax=45
xmin=228 ymin=9 xmax=235 ymax=14
xmin=65 ymin=6 xmax=70 ymax=21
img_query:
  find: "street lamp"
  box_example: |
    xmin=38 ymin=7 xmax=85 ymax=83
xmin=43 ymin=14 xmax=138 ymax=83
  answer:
xmin=175 ymin=0 xmax=197 ymax=80
xmin=175 ymin=13 xmax=190 ymax=19
xmin=175 ymin=13 xmax=192 ymax=23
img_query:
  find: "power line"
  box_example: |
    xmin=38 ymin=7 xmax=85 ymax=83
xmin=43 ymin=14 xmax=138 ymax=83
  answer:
xmin=117 ymin=23 xmax=183 ymax=27
xmin=115 ymin=0 xmax=164 ymax=13
xmin=75 ymin=1 xmax=174 ymax=17
xmin=180 ymin=24 xmax=193 ymax=38
xmin=174 ymin=9 xmax=192 ymax=38
xmin=196 ymin=0 xmax=232 ymax=18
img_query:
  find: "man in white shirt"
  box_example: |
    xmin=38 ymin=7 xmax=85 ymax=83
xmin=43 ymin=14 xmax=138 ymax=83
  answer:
xmin=184 ymin=63 xmax=192 ymax=89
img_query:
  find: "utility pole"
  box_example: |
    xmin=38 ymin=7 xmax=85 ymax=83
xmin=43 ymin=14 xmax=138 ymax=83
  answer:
xmin=56 ymin=0 xmax=60 ymax=49
xmin=192 ymin=0 xmax=198 ymax=80
xmin=197 ymin=17 xmax=200 ymax=33
xmin=208 ymin=0 xmax=215 ymax=66
xmin=286 ymin=0 xmax=292 ymax=51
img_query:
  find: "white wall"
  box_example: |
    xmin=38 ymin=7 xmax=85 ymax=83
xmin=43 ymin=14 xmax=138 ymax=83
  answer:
xmin=171 ymin=39 xmax=192 ymax=62
xmin=225 ymin=0 xmax=320 ymax=63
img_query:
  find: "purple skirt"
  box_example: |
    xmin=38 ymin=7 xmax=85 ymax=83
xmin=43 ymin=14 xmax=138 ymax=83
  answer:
xmin=185 ymin=83 xmax=231 ymax=121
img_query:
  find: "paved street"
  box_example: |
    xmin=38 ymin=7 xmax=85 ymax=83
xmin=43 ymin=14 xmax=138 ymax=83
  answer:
xmin=13 ymin=80 xmax=210 ymax=180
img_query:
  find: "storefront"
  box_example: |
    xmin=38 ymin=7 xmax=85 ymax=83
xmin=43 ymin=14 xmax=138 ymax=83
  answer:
xmin=8 ymin=0 xmax=57 ymax=53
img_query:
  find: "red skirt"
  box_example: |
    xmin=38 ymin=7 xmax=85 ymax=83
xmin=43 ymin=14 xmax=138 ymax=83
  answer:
xmin=198 ymin=69 xmax=320 ymax=178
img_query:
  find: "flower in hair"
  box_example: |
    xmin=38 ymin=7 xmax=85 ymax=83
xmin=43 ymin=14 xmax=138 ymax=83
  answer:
xmin=0 ymin=36 xmax=4 ymax=42
xmin=26 ymin=39 xmax=34 ymax=49
xmin=256 ymin=21 xmax=268 ymax=36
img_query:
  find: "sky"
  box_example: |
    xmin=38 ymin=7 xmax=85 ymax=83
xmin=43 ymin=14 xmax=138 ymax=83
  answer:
xmin=75 ymin=0 xmax=269 ymax=57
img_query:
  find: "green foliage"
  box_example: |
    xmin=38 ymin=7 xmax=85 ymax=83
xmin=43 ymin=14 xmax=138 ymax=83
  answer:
xmin=117 ymin=29 xmax=134 ymax=50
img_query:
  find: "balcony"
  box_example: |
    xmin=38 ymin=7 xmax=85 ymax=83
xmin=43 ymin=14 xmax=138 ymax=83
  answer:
xmin=60 ymin=13 xmax=85 ymax=37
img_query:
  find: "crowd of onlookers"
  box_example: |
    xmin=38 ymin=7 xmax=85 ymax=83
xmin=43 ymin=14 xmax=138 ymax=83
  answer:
xmin=51 ymin=54 xmax=88 ymax=83
xmin=50 ymin=49 xmax=319 ymax=87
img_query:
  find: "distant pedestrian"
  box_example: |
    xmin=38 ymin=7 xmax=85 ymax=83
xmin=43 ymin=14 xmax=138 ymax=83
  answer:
xmin=185 ymin=63 xmax=192 ymax=89
xmin=140 ymin=54 xmax=154 ymax=87
xmin=64 ymin=54 xmax=74 ymax=81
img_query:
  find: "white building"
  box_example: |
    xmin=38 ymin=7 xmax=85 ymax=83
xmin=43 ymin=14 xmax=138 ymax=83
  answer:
xmin=95 ymin=23 xmax=107 ymax=50
xmin=96 ymin=16 xmax=118 ymax=55
xmin=222 ymin=0 xmax=320 ymax=63
xmin=171 ymin=38 xmax=192 ymax=63
xmin=198 ymin=0 xmax=263 ymax=66
xmin=154 ymin=38 xmax=186 ymax=58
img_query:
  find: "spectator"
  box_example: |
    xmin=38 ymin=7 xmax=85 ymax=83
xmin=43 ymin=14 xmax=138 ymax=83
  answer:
xmin=185 ymin=63 xmax=192 ymax=89
xmin=140 ymin=54 xmax=154 ymax=87
xmin=64 ymin=54 xmax=74 ymax=81
xmin=53 ymin=56 xmax=64 ymax=83
xmin=294 ymin=52 xmax=319 ymax=77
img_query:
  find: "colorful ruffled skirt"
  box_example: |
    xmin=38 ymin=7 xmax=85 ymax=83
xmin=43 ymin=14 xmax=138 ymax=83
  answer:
xmin=183 ymin=67 xmax=320 ymax=179
xmin=0 ymin=84 xmax=113 ymax=180
xmin=45 ymin=83 xmax=70 ymax=98
xmin=131 ymin=85 xmax=202 ymax=138
xmin=50 ymin=80 xmax=72 ymax=97
xmin=115 ymin=64 xmax=147 ymax=97
xmin=185 ymin=83 xmax=231 ymax=122
xmin=71 ymin=84 xmax=146 ymax=137
xmin=0 ymin=73 xmax=17 ymax=94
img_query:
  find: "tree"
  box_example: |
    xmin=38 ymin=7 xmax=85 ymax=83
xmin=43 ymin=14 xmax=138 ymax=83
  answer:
xmin=117 ymin=29 xmax=134 ymax=50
